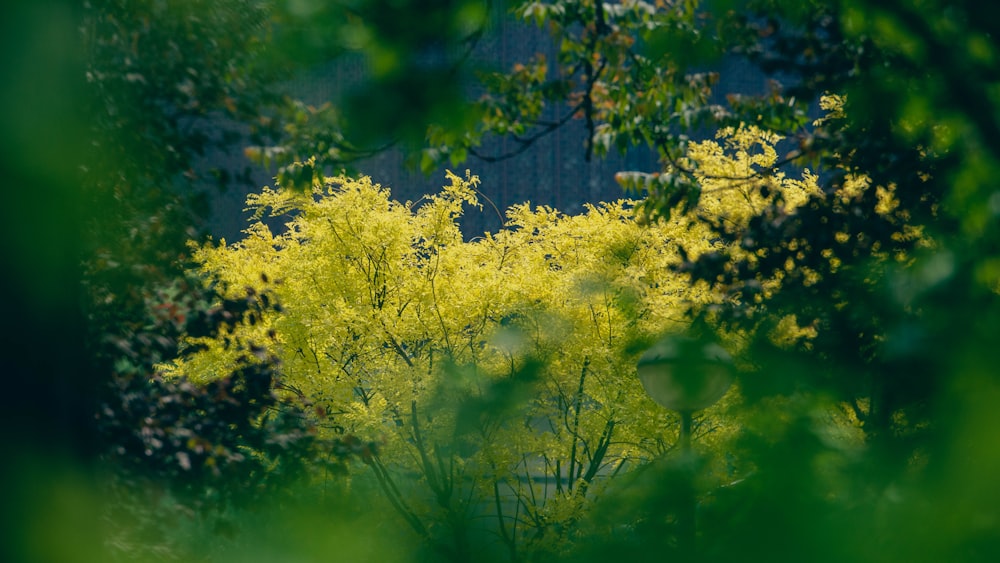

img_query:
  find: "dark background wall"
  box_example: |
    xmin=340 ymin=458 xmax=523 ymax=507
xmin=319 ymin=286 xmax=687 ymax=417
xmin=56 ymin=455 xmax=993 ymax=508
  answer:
xmin=205 ymin=8 xmax=770 ymax=241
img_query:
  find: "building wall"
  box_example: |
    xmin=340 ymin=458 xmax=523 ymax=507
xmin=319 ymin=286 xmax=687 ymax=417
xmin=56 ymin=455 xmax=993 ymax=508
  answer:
xmin=205 ymin=8 xmax=770 ymax=241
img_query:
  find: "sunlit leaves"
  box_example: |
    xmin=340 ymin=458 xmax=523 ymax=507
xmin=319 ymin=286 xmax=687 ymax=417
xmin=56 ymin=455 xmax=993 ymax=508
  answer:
xmin=166 ymin=168 xmax=745 ymax=556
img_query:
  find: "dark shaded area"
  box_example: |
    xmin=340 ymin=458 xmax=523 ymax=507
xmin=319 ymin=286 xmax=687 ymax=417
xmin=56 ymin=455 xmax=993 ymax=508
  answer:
xmin=0 ymin=2 xmax=103 ymax=562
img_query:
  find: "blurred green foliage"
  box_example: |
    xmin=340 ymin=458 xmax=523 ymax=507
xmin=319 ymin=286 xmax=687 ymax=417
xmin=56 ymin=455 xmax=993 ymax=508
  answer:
xmin=2 ymin=2 xmax=99 ymax=563
xmin=5 ymin=0 xmax=1000 ymax=562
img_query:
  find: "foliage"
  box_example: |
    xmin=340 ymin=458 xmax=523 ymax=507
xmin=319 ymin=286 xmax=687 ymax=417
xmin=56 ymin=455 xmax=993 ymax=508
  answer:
xmin=241 ymin=0 xmax=491 ymax=182
xmin=611 ymin=3 xmax=1000 ymax=561
xmin=80 ymin=0 xmax=281 ymax=430
xmin=77 ymin=4 xmax=496 ymax=555
xmin=2 ymin=3 xmax=104 ymax=563
xmin=350 ymin=0 xmax=1000 ymax=551
xmin=12 ymin=0 xmax=1000 ymax=561
xmin=160 ymin=162 xmax=838 ymax=559
xmin=96 ymin=277 xmax=376 ymax=561
xmin=80 ymin=0 xmax=495 ymax=355
xmin=75 ymin=3 xmax=505 ymax=561
xmin=406 ymin=0 xmax=806 ymax=173
xmin=240 ymin=1 xmax=807 ymax=177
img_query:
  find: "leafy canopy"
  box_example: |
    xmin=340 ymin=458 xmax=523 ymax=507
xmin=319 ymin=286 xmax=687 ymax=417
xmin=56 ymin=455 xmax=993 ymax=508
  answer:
xmin=164 ymin=125 xmax=833 ymax=557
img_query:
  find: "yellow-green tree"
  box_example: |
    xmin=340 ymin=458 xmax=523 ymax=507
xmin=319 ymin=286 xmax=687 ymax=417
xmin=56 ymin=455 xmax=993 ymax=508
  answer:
xmin=164 ymin=126 xmax=832 ymax=560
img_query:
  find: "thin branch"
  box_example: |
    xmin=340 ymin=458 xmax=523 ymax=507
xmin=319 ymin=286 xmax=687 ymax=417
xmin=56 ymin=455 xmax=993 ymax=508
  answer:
xmin=581 ymin=419 xmax=615 ymax=488
xmin=567 ymin=357 xmax=590 ymax=492
xmin=469 ymin=101 xmax=585 ymax=163
xmin=410 ymin=400 xmax=446 ymax=505
xmin=492 ymin=478 xmax=518 ymax=561
xmin=471 ymin=184 xmax=506 ymax=228
xmin=383 ymin=324 xmax=415 ymax=368
xmin=369 ymin=454 xmax=429 ymax=539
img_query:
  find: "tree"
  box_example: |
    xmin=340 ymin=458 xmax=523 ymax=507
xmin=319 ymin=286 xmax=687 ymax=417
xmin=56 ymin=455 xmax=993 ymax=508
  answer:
xmin=66 ymin=0 xmax=1000 ymax=560
xmin=81 ymin=0 xmax=495 ymax=353
xmin=364 ymin=2 xmax=1000 ymax=558
xmin=163 ymin=134 xmax=839 ymax=559
xmin=77 ymin=3 xmax=497 ymax=559
xmin=521 ymin=2 xmax=1000 ymax=561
